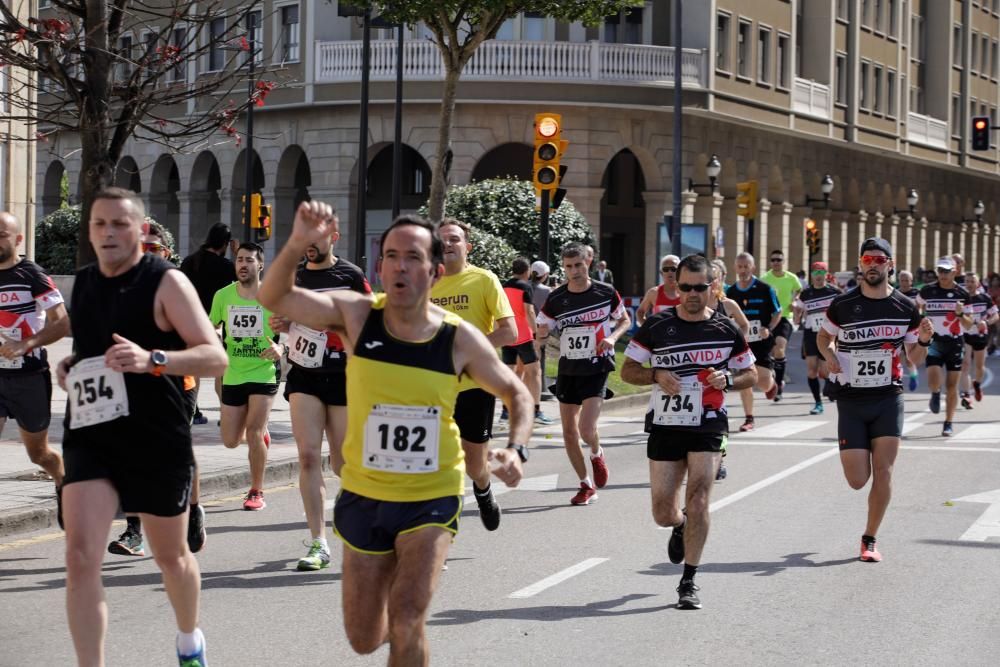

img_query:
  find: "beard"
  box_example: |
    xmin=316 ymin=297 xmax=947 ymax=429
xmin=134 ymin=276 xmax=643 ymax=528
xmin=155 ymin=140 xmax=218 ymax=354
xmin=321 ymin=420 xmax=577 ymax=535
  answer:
xmin=864 ymin=271 xmax=886 ymax=287
xmin=237 ymin=271 xmax=257 ymax=285
xmin=0 ymin=246 xmax=11 ymax=264
xmin=307 ymin=246 xmax=329 ymax=264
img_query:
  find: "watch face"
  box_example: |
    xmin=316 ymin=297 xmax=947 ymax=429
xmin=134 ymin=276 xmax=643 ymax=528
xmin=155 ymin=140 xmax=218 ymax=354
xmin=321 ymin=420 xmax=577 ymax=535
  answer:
xmin=152 ymin=350 xmax=168 ymax=366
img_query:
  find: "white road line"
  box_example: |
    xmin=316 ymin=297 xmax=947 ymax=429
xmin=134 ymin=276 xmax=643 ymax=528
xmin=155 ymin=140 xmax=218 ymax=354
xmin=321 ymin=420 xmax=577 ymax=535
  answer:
xmin=508 ymin=558 xmax=609 ymax=599
xmin=982 ymin=367 xmax=994 ymax=390
xmin=708 ymin=448 xmax=840 ymax=513
xmin=901 ymin=408 xmax=930 ymax=435
xmin=732 ymin=420 xmax=826 ymax=439
xmin=951 ymin=424 xmax=998 ymax=441
xmin=463 ymin=474 xmax=559 ymax=504
xmin=734 ymin=439 xmax=1000 ymax=453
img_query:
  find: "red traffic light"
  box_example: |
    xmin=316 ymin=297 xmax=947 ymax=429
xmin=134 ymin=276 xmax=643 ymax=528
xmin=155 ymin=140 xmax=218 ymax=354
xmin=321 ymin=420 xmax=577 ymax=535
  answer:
xmin=537 ymin=116 xmax=559 ymax=138
xmin=975 ymin=119 xmax=988 ymax=131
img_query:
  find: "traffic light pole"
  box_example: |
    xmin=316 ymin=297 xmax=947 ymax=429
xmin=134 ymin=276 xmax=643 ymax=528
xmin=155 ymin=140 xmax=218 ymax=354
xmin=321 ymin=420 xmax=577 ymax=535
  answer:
xmin=539 ymin=188 xmax=551 ymax=268
xmin=243 ymin=36 xmax=256 ymax=244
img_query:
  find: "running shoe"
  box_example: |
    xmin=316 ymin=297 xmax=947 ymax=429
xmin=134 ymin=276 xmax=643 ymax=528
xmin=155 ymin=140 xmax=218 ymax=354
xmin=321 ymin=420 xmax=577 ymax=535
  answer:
xmin=773 ymin=384 xmax=784 ymax=402
xmin=187 ymin=505 xmax=207 ymax=554
xmin=942 ymin=421 xmax=954 ymax=437
xmin=764 ymin=383 xmax=778 ymax=400
xmin=667 ymin=513 xmax=685 ymax=564
xmin=177 ymin=643 xmax=207 ymax=667
xmin=243 ymin=489 xmax=266 ymax=511
xmin=809 ymin=402 xmax=824 ymax=415
xmin=498 ymin=407 xmax=509 ymax=423
xmin=570 ymin=483 xmax=597 ymax=506
xmin=474 ymin=485 xmax=502 ymax=531
xmin=534 ymin=411 xmax=554 ymax=426
xmin=929 ymin=392 xmax=941 ymax=414
xmin=739 ymin=417 xmax=755 ymax=432
xmin=676 ymin=578 xmax=701 ymax=609
xmin=974 ymin=381 xmax=983 ymax=402
xmin=591 ymin=451 xmax=609 ymax=489
xmin=859 ymin=537 xmax=882 ymax=563
xmin=192 ymin=410 xmax=208 ymax=426
xmin=55 ymin=484 xmax=64 ymax=530
xmin=296 ymin=539 xmax=332 ymax=571
xmin=961 ymin=395 xmax=973 ymax=410
xmin=108 ymin=527 xmax=145 ymax=556
xmin=715 ymin=461 xmax=727 ymax=481
xmin=908 ymin=370 xmax=919 ymax=392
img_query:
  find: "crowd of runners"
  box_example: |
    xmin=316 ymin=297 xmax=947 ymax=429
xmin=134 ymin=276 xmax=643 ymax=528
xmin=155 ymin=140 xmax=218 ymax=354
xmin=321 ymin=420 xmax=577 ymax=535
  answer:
xmin=1 ymin=190 xmax=997 ymax=665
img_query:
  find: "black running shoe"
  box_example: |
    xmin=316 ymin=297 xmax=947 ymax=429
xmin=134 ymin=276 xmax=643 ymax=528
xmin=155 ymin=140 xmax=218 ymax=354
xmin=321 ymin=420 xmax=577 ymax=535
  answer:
xmin=715 ymin=461 xmax=727 ymax=481
xmin=187 ymin=505 xmax=207 ymax=553
xmin=55 ymin=484 xmax=64 ymax=530
xmin=676 ymin=578 xmax=702 ymax=609
xmin=667 ymin=513 xmax=686 ymax=564
xmin=929 ymin=392 xmax=941 ymax=414
xmin=942 ymin=421 xmax=954 ymax=437
xmin=474 ymin=485 xmax=501 ymax=531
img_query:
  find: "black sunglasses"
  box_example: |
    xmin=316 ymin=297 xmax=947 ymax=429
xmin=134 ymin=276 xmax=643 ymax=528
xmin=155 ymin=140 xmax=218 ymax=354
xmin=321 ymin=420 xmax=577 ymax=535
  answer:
xmin=661 ymin=266 xmax=677 ymax=273
xmin=770 ymin=257 xmax=784 ymax=262
xmin=678 ymin=282 xmax=712 ymax=293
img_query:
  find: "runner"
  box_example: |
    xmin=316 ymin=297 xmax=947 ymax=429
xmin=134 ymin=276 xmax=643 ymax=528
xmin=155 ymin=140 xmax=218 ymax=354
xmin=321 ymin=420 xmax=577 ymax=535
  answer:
xmin=917 ymin=256 xmax=974 ymax=436
xmin=897 ymin=270 xmax=921 ymax=391
xmin=817 ymin=237 xmax=932 ymax=562
xmin=536 ymin=242 xmax=631 ymax=505
xmin=761 ymin=249 xmax=801 ymax=402
xmin=56 ymin=187 xmax=226 ymax=666
xmin=725 ymin=252 xmax=781 ymax=431
xmin=209 ymin=242 xmax=282 ymax=509
xmin=500 ymin=256 xmax=553 ymax=425
xmin=621 ymin=254 xmax=757 ymax=609
xmin=530 ymin=260 xmax=553 ymax=405
xmin=793 ymin=261 xmax=840 ymax=415
xmin=268 ymin=210 xmax=370 ymax=571
xmin=0 ymin=211 xmax=68 ymax=491
xmin=429 ymin=219 xmax=516 ymax=531
xmin=636 ymin=254 xmax=681 ymax=325
xmin=258 ymin=207 xmax=533 ymax=665
xmin=959 ymin=271 xmax=997 ymax=408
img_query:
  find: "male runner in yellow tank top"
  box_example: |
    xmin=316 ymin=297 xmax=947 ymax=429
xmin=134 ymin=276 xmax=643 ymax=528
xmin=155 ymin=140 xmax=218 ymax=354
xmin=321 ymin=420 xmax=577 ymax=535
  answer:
xmin=259 ymin=204 xmax=533 ymax=666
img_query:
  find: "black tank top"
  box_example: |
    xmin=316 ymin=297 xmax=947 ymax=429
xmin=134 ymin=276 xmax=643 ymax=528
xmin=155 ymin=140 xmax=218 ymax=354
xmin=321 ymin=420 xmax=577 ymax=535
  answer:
xmin=64 ymin=254 xmax=190 ymax=445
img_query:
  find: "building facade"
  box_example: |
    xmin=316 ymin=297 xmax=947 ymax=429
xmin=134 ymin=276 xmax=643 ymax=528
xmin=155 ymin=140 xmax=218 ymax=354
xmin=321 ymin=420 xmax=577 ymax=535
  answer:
xmin=34 ymin=0 xmax=1000 ymax=294
xmin=2 ymin=0 xmax=37 ymax=258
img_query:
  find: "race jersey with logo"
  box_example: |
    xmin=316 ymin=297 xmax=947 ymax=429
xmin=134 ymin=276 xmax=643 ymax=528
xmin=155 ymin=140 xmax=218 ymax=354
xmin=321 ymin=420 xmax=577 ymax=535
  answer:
xmin=964 ymin=290 xmax=998 ymax=336
xmin=0 ymin=259 xmax=64 ymax=374
xmin=209 ymin=283 xmax=278 ymax=386
xmin=795 ymin=285 xmax=840 ymax=333
xmin=762 ymin=270 xmax=801 ymax=321
xmin=625 ymin=309 xmax=755 ymax=434
xmin=289 ymin=259 xmax=370 ymax=373
xmin=917 ymin=284 xmax=971 ymax=339
xmin=652 ymin=285 xmax=681 ymax=314
xmin=726 ymin=278 xmax=781 ymax=343
xmin=502 ymin=278 xmax=535 ymax=346
xmin=538 ymin=281 xmax=626 ymax=376
xmin=822 ymin=289 xmax=922 ymax=398
xmin=900 ymin=287 xmax=920 ymax=299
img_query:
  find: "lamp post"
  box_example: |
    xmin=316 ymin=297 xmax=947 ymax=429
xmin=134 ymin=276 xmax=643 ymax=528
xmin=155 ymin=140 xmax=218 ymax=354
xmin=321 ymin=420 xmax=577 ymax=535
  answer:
xmin=804 ymin=174 xmax=835 ymax=209
xmin=687 ymin=154 xmax=722 ymax=193
xmin=893 ymin=188 xmax=919 ymax=217
xmin=221 ymin=20 xmax=262 ymax=243
xmin=960 ymin=200 xmax=985 ymax=224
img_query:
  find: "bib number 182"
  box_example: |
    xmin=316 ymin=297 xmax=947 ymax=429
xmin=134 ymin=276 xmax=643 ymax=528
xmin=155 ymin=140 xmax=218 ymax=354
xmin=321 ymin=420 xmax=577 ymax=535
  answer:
xmin=376 ymin=423 xmax=427 ymax=452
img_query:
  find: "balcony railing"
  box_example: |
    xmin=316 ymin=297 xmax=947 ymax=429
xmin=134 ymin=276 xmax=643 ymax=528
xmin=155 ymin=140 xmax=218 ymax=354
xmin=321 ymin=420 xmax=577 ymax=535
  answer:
xmin=906 ymin=112 xmax=949 ymax=149
xmin=316 ymin=39 xmax=707 ymax=87
xmin=792 ymin=77 xmax=831 ymax=119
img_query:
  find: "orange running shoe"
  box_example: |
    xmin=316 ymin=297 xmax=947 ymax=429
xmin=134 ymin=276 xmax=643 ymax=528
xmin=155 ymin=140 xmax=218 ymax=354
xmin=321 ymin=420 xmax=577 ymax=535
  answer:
xmin=859 ymin=536 xmax=882 ymax=562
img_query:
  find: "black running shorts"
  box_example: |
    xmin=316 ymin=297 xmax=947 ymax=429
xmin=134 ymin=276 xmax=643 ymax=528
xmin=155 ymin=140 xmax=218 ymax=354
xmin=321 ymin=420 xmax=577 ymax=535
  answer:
xmin=963 ymin=333 xmax=989 ymax=352
xmin=220 ymin=381 xmax=279 ymax=407
xmin=647 ymin=429 xmax=726 ymax=461
xmin=836 ymin=393 xmax=904 ymax=450
xmin=773 ymin=318 xmax=793 ymax=341
xmin=454 ymin=388 xmax=496 ymax=444
xmin=501 ymin=341 xmax=539 ymax=365
xmin=749 ymin=338 xmax=775 ymax=370
xmin=553 ymin=372 xmax=610 ymax=405
xmin=0 ymin=372 xmax=52 ymax=433
xmin=926 ymin=336 xmax=964 ymax=372
xmin=283 ymin=367 xmax=347 ymax=406
xmin=333 ymin=489 xmax=461 ymax=554
xmin=802 ymin=330 xmax=821 ymax=357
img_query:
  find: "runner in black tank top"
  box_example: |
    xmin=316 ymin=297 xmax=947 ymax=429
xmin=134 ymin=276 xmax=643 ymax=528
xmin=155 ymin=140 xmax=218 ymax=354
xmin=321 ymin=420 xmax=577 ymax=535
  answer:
xmin=56 ymin=189 xmax=226 ymax=666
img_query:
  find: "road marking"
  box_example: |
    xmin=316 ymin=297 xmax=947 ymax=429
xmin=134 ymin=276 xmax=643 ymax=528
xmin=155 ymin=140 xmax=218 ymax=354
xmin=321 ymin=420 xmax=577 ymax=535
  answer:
xmin=982 ymin=367 xmax=994 ymax=390
xmin=951 ymin=424 xmax=998 ymax=441
xmin=734 ymin=440 xmax=1000 ymax=453
xmin=709 ymin=448 xmax=840 ymax=513
xmin=952 ymin=489 xmax=1000 ymax=541
xmin=463 ymin=474 xmax=559 ymax=504
xmin=902 ymin=409 xmax=930 ymax=435
xmin=732 ymin=420 xmax=826 ymax=439
xmin=508 ymin=557 xmax=609 ymax=598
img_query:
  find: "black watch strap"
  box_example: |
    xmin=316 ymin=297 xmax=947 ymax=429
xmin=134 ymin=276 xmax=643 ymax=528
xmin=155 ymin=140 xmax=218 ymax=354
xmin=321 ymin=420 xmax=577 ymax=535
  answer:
xmin=506 ymin=443 xmax=528 ymax=463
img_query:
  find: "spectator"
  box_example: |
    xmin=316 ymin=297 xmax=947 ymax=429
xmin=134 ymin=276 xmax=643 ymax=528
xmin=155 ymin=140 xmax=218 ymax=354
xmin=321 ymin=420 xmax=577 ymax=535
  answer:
xmin=591 ymin=260 xmax=615 ymax=287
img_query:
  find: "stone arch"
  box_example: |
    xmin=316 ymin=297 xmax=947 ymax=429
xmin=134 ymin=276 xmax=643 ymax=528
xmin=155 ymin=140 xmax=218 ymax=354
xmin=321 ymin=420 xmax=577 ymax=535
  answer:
xmin=470 ymin=142 xmax=533 ymax=182
xmin=274 ymin=145 xmax=312 ymax=250
xmin=789 ymin=168 xmax=805 ymax=205
xmin=767 ymin=164 xmax=784 ymax=203
xmin=879 ymin=184 xmax=894 ymax=215
xmin=600 ymin=149 xmax=646 ymax=295
xmin=149 ymin=155 xmax=181 ymax=243
xmin=115 ymin=157 xmax=141 ymax=192
xmin=188 ymin=151 xmax=223 ymax=254
xmin=42 ymin=161 xmax=65 ymax=215
xmin=845 ymin=177 xmax=862 ymax=212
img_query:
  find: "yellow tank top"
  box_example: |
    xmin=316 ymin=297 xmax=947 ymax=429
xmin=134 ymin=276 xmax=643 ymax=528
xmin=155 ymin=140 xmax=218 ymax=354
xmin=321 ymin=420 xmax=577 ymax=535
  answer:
xmin=341 ymin=294 xmax=465 ymax=501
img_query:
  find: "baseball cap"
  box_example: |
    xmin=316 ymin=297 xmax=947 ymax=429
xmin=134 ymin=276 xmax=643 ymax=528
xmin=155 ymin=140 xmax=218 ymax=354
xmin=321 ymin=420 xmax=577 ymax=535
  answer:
xmin=810 ymin=261 xmax=828 ymax=271
xmin=530 ymin=260 xmax=550 ymax=276
xmin=859 ymin=237 xmax=892 ymax=257
xmin=935 ymin=256 xmax=955 ymax=270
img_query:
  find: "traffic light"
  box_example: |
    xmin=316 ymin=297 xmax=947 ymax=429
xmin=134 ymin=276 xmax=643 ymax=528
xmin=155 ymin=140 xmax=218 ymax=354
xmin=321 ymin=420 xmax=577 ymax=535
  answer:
xmin=736 ymin=180 xmax=758 ymax=220
xmin=254 ymin=203 xmax=272 ymax=242
xmin=972 ymin=116 xmax=991 ymax=151
xmin=533 ymin=112 xmax=567 ymax=197
xmin=242 ymin=193 xmax=262 ymax=226
xmin=805 ymin=218 xmax=821 ymax=255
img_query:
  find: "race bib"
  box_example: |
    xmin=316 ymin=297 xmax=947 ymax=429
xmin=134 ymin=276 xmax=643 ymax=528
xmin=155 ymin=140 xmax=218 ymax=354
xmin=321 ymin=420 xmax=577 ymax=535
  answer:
xmin=746 ymin=320 xmax=763 ymax=343
xmin=67 ymin=356 xmax=129 ymax=429
xmin=650 ymin=378 xmax=704 ymax=427
xmin=363 ymin=404 xmax=441 ymax=473
xmin=0 ymin=327 xmax=23 ymax=370
xmin=287 ymin=323 xmax=327 ymax=369
xmin=804 ymin=312 xmax=825 ymax=332
xmin=228 ymin=305 xmax=264 ymax=338
xmin=560 ymin=326 xmax=596 ymax=360
xmin=849 ymin=349 xmax=892 ymax=387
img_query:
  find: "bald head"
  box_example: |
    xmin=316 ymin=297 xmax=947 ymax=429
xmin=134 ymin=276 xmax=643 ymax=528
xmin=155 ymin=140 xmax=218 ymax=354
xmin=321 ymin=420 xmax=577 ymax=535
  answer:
xmin=0 ymin=212 xmax=21 ymax=234
xmin=0 ymin=212 xmax=24 ymax=267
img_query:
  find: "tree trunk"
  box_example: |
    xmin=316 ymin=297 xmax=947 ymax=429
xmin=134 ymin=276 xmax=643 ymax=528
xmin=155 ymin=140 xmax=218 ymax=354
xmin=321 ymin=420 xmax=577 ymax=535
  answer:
xmin=75 ymin=142 xmax=116 ymax=268
xmin=427 ymin=66 xmax=461 ymax=223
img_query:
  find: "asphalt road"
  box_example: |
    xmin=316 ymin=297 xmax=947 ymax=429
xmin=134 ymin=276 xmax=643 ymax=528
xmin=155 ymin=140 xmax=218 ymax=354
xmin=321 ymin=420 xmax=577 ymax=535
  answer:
xmin=2 ymin=346 xmax=999 ymax=666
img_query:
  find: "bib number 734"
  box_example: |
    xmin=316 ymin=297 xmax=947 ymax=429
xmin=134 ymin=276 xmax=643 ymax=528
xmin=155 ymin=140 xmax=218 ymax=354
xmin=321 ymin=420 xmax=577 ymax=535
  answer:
xmin=650 ymin=379 xmax=704 ymax=427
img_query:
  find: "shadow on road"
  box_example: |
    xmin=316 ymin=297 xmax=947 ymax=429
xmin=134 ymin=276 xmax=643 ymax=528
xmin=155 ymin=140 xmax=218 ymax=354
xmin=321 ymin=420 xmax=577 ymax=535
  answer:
xmin=428 ymin=593 xmax=670 ymax=626
xmin=638 ymin=552 xmax=857 ymax=578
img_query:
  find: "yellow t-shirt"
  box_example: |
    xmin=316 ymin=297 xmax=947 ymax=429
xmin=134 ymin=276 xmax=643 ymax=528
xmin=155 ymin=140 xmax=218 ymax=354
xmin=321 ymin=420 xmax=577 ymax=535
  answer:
xmin=429 ymin=265 xmax=514 ymax=390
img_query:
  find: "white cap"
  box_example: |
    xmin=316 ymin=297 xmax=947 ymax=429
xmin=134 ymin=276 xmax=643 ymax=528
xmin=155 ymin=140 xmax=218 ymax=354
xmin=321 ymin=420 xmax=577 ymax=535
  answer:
xmin=530 ymin=260 xmax=550 ymax=276
xmin=936 ymin=256 xmax=955 ymax=270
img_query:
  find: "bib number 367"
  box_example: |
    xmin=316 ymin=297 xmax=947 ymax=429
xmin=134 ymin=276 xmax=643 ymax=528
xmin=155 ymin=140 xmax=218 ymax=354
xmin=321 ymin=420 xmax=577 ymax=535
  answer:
xmin=363 ymin=404 xmax=441 ymax=473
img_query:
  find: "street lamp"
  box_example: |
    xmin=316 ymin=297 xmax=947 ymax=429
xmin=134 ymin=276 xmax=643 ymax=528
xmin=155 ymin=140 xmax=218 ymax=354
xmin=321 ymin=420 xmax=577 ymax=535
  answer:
xmin=804 ymin=174 xmax=835 ymax=209
xmin=960 ymin=199 xmax=986 ymax=224
xmin=687 ymin=154 xmax=722 ymax=194
xmin=894 ymin=188 xmax=919 ymax=217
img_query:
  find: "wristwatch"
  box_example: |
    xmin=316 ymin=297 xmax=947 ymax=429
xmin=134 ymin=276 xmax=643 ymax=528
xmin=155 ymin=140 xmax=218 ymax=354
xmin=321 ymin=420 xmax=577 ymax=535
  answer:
xmin=506 ymin=443 xmax=529 ymax=463
xmin=917 ymin=338 xmax=931 ymax=347
xmin=150 ymin=349 xmax=168 ymax=377
xmin=723 ymin=370 xmax=734 ymax=390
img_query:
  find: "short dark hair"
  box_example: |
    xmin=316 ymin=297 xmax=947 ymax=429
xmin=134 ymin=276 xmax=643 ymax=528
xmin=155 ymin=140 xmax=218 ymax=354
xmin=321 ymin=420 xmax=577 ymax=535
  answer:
xmin=203 ymin=223 xmax=232 ymax=251
xmin=237 ymin=242 xmax=264 ymax=263
xmin=438 ymin=217 xmax=471 ymax=242
xmin=380 ymin=214 xmax=444 ymax=268
xmin=770 ymin=249 xmax=784 ymax=258
xmin=561 ymin=242 xmax=587 ymax=260
xmin=511 ymin=256 xmax=530 ymax=275
xmin=92 ymin=187 xmax=146 ymax=220
xmin=677 ymin=253 xmax=712 ymax=281
xmin=145 ymin=220 xmax=166 ymax=240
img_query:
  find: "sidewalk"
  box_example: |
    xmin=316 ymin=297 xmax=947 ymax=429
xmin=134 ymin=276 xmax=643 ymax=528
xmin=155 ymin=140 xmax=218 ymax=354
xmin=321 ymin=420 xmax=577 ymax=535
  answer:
xmin=0 ymin=336 xmax=649 ymax=538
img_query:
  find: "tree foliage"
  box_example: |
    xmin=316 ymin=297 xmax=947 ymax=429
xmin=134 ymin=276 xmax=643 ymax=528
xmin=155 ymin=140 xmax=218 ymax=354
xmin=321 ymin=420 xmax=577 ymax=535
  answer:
xmin=342 ymin=0 xmax=644 ymax=222
xmin=0 ymin=1 xmax=282 ymax=266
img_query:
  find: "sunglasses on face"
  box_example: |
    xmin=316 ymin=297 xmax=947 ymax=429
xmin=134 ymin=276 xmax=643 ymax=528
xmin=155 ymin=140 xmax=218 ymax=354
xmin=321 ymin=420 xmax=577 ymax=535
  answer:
xmin=859 ymin=255 xmax=890 ymax=266
xmin=678 ymin=282 xmax=712 ymax=293
xmin=770 ymin=257 xmax=784 ymax=263
xmin=936 ymin=267 xmax=953 ymax=273
xmin=142 ymin=242 xmax=164 ymax=253
xmin=661 ymin=266 xmax=677 ymax=273
xmin=811 ymin=270 xmax=827 ymax=276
